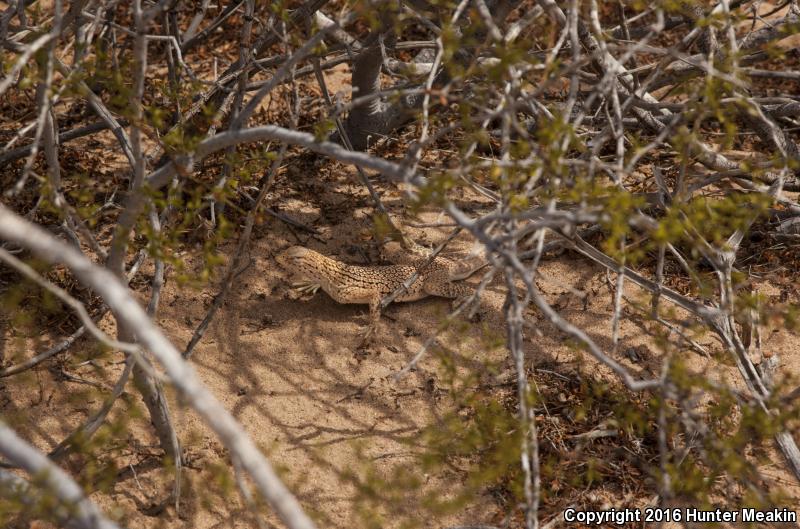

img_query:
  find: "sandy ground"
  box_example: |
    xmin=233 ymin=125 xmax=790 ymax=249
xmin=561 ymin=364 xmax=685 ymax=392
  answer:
xmin=4 ymin=159 xmax=800 ymax=529
xmin=3 ymin=46 xmax=800 ymax=528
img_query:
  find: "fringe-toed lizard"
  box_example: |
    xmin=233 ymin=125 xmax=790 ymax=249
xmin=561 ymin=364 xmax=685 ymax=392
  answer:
xmin=276 ymin=245 xmax=485 ymax=343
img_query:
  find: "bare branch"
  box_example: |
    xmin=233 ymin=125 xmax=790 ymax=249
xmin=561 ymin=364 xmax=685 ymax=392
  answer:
xmin=0 ymin=422 xmax=123 ymax=529
xmin=0 ymin=204 xmax=319 ymax=529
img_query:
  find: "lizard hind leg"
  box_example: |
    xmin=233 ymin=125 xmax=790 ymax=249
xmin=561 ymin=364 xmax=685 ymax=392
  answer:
xmin=422 ymin=272 xmax=472 ymax=299
xmin=423 ymin=274 xmax=475 ymax=314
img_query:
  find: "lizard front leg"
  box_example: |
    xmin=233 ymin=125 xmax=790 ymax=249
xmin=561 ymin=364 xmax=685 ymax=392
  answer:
xmin=358 ymin=296 xmax=382 ymax=348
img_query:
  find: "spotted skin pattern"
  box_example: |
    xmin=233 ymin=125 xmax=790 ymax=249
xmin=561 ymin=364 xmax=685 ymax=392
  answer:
xmin=276 ymin=246 xmax=474 ymax=341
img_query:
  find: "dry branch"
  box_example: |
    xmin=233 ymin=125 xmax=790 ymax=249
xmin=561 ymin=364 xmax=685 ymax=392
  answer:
xmin=0 ymin=204 xmax=319 ymax=529
xmin=0 ymin=422 xmax=124 ymax=529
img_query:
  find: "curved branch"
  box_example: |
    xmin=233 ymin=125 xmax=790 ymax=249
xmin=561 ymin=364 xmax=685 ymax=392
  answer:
xmin=0 ymin=204 xmax=319 ymax=529
xmin=0 ymin=422 xmax=123 ymax=529
xmin=146 ymin=124 xmax=424 ymax=190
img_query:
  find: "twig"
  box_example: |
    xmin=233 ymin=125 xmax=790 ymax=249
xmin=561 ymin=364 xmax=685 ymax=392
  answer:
xmin=311 ymin=41 xmax=407 ymax=241
xmin=0 ymin=324 xmax=87 ymax=378
xmin=184 ymin=80 xmax=299 ymax=359
xmin=0 ymin=248 xmax=139 ymax=355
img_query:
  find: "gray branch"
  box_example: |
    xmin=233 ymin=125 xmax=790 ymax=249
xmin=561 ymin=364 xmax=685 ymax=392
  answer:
xmin=0 ymin=422 xmax=124 ymax=529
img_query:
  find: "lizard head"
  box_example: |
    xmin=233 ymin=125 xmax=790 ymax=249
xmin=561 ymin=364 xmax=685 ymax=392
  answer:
xmin=275 ymin=246 xmax=325 ymax=296
xmin=276 ymin=246 xmax=314 ymax=269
